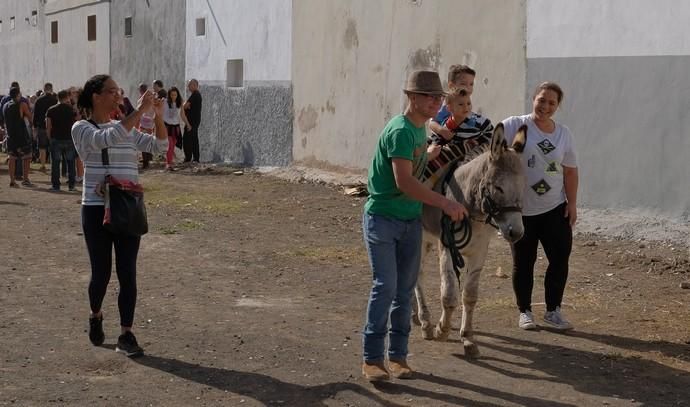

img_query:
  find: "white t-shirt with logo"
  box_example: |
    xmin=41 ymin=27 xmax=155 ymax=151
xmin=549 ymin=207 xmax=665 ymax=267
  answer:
xmin=502 ymin=114 xmax=577 ymax=216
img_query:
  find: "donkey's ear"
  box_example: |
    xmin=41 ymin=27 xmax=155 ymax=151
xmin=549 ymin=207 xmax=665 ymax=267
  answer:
xmin=511 ymin=124 xmax=528 ymax=153
xmin=490 ymin=122 xmax=507 ymax=160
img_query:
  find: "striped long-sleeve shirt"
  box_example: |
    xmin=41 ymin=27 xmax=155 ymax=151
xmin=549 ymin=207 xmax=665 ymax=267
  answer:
xmin=71 ymin=119 xmax=168 ymax=205
xmin=422 ymin=112 xmax=494 ymax=186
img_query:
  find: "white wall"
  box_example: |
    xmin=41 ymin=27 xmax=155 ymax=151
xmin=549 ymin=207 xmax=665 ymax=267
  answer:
xmin=0 ymin=0 xmax=45 ymax=95
xmin=43 ymin=0 xmax=110 ymax=91
xmin=185 ymin=0 xmax=291 ymax=84
xmin=527 ymin=0 xmax=690 ymax=58
xmin=526 ymin=0 xmax=690 ymax=218
xmin=292 ymin=0 xmax=527 ymax=171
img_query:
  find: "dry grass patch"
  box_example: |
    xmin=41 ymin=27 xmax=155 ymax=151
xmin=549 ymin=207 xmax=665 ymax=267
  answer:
xmin=278 ymin=246 xmax=367 ymax=264
xmin=145 ymin=182 xmax=245 ymax=215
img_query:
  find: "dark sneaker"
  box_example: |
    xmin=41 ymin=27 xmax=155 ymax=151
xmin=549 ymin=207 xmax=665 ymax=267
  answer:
xmin=68 ymin=186 xmax=77 ymax=192
xmin=116 ymin=331 xmax=144 ymax=357
xmin=89 ymin=315 xmax=105 ymax=346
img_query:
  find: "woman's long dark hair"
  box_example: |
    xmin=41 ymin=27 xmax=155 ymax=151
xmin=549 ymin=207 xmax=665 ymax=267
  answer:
xmin=167 ymin=86 xmax=182 ymax=109
xmin=77 ymin=74 xmax=111 ymax=117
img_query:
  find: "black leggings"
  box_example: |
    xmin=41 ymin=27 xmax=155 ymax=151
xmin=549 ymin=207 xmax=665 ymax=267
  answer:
xmin=81 ymin=205 xmax=141 ymax=327
xmin=511 ymin=203 xmax=572 ymax=313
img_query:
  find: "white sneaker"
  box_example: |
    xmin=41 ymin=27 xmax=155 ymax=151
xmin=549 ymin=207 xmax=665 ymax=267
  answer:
xmin=543 ymin=307 xmax=573 ymax=331
xmin=518 ymin=311 xmax=537 ymax=330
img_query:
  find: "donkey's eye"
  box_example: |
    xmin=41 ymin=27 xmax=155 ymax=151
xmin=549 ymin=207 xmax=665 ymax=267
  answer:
xmin=495 ymin=186 xmax=504 ymax=194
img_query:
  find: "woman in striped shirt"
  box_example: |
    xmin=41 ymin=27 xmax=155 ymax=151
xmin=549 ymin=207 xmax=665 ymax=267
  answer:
xmin=72 ymin=74 xmax=167 ymax=357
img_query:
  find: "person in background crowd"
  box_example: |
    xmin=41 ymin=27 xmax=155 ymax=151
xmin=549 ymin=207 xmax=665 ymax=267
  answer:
xmin=182 ymin=79 xmax=202 ymax=163
xmin=3 ymin=87 xmax=34 ymax=187
xmin=162 ymin=86 xmax=190 ymax=171
xmin=33 ymin=83 xmax=58 ymax=172
xmin=152 ymin=79 xmax=167 ymax=99
xmin=137 ymin=83 xmax=156 ymax=169
xmin=46 ymin=89 xmax=77 ymax=191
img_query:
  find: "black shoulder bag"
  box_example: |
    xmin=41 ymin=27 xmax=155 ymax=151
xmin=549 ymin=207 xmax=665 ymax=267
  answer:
xmin=89 ymin=119 xmax=149 ymax=236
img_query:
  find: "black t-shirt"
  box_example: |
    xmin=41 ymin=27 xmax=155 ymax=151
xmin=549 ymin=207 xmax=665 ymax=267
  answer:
xmin=46 ymin=103 xmax=77 ymax=141
xmin=186 ymin=91 xmax=202 ymax=127
xmin=33 ymin=93 xmax=58 ymax=128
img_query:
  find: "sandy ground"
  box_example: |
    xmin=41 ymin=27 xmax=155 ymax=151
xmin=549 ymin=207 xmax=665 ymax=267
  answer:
xmin=1 ymin=162 xmax=689 ymax=406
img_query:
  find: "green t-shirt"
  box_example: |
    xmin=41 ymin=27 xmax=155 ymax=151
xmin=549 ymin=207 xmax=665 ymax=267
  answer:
xmin=364 ymin=114 xmax=428 ymax=220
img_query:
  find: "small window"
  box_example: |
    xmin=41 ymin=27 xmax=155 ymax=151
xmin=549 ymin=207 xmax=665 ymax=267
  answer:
xmin=195 ymin=18 xmax=205 ymax=36
xmin=31 ymin=10 xmax=38 ymax=26
xmin=0 ymin=20 xmax=3 ymax=33
xmin=50 ymin=20 xmax=58 ymax=43
xmin=87 ymin=15 xmax=96 ymax=41
xmin=10 ymin=16 xmax=15 ymax=31
xmin=124 ymin=17 xmax=132 ymax=37
xmin=226 ymin=59 xmax=244 ymax=87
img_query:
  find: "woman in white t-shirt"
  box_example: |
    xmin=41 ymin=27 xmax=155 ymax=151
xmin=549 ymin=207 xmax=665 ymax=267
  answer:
xmin=502 ymin=82 xmax=579 ymax=332
xmin=162 ymin=86 xmax=190 ymax=171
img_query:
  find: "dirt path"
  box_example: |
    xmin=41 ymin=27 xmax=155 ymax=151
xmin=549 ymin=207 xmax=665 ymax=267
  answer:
xmin=1 ymin=163 xmax=689 ymax=406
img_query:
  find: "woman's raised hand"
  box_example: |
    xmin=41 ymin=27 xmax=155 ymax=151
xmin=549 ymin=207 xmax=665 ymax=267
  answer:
xmin=136 ymin=90 xmax=155 ymax=111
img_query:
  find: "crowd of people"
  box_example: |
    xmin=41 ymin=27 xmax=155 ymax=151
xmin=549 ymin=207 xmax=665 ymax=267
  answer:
xmin=0 ymin=78 xmax=203 ymax=190
xmin=361 ymin=65 xmax=578 ymax=381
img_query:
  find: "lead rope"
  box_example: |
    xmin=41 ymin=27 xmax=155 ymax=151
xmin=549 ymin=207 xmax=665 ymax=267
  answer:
xmin=438 ymin=160 xmax=472 ymax=282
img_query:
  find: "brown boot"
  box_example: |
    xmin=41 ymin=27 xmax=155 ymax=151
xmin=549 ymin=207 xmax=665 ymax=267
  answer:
xmin=388 ymin=358 xmax=414 ymax=379
xmin=361 ymin=360 xmax=390 ymax=382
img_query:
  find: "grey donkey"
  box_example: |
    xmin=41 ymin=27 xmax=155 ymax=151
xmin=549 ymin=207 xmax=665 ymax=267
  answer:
xmin=414 ymin=123 xmax=528 ymax=358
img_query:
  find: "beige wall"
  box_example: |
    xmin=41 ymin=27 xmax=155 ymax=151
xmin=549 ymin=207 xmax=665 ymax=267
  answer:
xmin=292 ymin=0 xmax=527 ymax=172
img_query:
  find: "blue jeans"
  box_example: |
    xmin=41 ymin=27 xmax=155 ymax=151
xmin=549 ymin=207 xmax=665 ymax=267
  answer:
xmin=362 ymin=212 xmax=422 ymax=362
xmin=50 ymin=139 xmax=76 ymax=189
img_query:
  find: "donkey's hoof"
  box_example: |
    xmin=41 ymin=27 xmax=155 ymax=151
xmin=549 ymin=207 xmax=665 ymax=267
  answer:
xmin=434 ymin=325 xmax=451 ymax=341
xmin=463 ymin=342 xmax=480 ymax=359
xmin=412 ymin=313 xmax=421 ymax=326
xmin=421 ymin=325 xmax=435 ymax=340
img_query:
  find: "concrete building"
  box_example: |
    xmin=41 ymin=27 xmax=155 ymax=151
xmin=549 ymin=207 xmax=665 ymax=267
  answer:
xmin=0 ymin=0 xmax=46 ymax=95
xmin=185 ymin=0 xmax=292 ymax=166
xmin=43 ymin=0 xmax=110 ymax=91
xmin=0 ymin=0 xmax=687 ymax=218
xmin=292 ymin=0 xmax=525 ymax=172
xmin=526 ymin=0 xmax=690 ymax=218
xmin=110 ymin=0 xmax=186 ymax=101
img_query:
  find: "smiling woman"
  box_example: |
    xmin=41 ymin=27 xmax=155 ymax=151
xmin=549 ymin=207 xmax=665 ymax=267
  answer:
xmin=501 ymin=81 xmax=579 ymax=333
xmin=71 ymin=74 xmax=168 ymax=358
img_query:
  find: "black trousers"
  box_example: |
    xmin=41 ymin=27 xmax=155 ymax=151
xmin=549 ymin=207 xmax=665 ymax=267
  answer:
xmin=511 ymin=202 xmax=572 ymax=313
xmin=183 ymin=125 xmax=200 ymax=162
xmin=81 ymin=205 xmax=141 ymax=328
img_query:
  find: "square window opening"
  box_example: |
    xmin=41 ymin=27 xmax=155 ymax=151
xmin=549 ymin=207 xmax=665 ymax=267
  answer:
xmin=195 ymin=18 xmax=205 ymax=36
xmin=87 ymin=15 xmax=96 ymax=41
xmin=50 ymin=20 xmax=58 ymax=43
xmin=124 ymin=16 xmax=132 ymax=37
xmin=226 ymin=59 xmax=244 ymax=88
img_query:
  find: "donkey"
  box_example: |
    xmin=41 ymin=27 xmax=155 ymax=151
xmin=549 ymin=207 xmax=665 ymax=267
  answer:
xmin=414 ymin=123 xmax=527 ymax=358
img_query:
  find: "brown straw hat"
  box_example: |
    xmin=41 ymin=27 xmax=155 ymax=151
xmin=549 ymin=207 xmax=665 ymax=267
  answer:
xmin=403 ymin=70 xmax=447 ymax=96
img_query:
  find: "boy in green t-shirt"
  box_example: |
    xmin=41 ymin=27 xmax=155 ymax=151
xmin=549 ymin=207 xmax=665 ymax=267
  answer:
xmin=361 ymin=71 xmax=467 ymax=381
